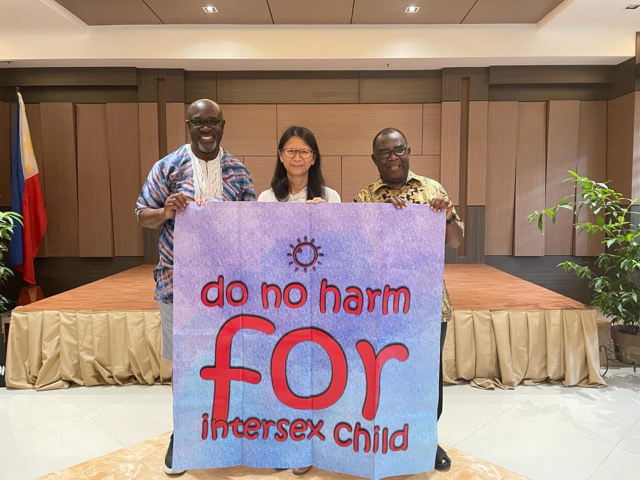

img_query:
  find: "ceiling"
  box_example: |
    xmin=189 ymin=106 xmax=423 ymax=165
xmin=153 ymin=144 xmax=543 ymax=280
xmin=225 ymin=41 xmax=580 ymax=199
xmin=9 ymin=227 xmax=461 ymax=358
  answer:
xmin=0 ymin=0 xmax=637 ymax=70
xmin=53 ymin=0 xmax=567 ymax=26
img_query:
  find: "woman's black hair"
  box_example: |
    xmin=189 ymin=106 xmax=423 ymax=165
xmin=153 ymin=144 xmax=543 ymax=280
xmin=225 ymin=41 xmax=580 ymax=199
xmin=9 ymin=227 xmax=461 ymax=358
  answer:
xmin=271 ymin=126 xmax=326 ymax=201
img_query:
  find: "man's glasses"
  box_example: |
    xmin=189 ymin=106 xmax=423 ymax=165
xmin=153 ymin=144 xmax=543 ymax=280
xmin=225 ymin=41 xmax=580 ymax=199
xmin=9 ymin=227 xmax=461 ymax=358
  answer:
xmin=279 ymin=148 xmax=316 ymax=160
xmin=376 ymin=146 xmax=410 ymax=159
xmin=187 ymin=118 xmax=223 ymax=128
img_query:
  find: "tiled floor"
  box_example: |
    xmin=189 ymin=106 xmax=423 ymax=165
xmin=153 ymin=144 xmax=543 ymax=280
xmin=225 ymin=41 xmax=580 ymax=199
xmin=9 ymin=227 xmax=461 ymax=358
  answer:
xmin=0 ymin=369 xmax=638 ymax=480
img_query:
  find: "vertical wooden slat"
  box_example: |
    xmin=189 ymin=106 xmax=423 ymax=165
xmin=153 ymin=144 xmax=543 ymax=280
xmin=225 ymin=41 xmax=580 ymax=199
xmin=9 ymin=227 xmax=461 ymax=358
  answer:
xmin=322 ymin=156 xmax=342 ymax=199
xmin=40 ymin=103 xmax=79 ymax=256
xmin=24 ymin=104 xmax=48 ymax=257
xmin=467 ymin=101 xmax=488 ymax=205
xmin=139 ymin=103 xmax=161 ymax=265
xmin=633 ymin=92 xmax=640 ymax=201
xmin=440 ymin=102 xmax=461 ymax=204
xmin=0 ymin=102 xmax=10 ymax=207
xmin=485 ymin=102 xmax=518 ymax=255
xmin=607 ymin=93 xmax=635 ymax=200
xmin=422 ymin=103 xmax=441 ymax=155
xmin=166 ymin=102 xmax=186 ymax=153
xmin=76 ymin=104 xmax=114 ymax=257
xmin=575 ymin=101 xmax=607 ymax=256
xmin=139 ymin=102 xmax=160 ymax=185
xmin=546 ymin=100 xmax=580 ymax=255
xmin=106 ymin=103 xmax=143 ymax=257
xmin=514 ymin=102 xmax=547 ymax=257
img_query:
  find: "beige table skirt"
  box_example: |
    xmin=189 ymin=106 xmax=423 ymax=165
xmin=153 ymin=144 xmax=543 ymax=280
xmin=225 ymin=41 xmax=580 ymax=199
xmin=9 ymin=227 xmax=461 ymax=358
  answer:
xmin=6 ymin=308 xmax=604 ymax=390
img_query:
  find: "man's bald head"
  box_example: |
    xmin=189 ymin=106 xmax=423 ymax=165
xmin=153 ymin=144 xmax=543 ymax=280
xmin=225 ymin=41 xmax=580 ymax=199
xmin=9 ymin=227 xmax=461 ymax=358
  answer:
xmin=187 ymin=99 xmax=224 ymax=121
xmin=372 ymin=128 xmax=408 ymax=153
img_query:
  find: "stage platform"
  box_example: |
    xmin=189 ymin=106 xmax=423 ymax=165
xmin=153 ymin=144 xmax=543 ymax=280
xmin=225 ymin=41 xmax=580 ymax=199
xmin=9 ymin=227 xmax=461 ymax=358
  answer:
xmin=6 ymin=264 xmax=605 ymax=390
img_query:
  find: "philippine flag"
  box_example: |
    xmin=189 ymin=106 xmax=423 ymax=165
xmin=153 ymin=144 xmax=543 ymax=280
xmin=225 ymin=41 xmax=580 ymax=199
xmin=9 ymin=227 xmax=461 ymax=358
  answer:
xmin=9 ymin=92 xmax=47 ymax=285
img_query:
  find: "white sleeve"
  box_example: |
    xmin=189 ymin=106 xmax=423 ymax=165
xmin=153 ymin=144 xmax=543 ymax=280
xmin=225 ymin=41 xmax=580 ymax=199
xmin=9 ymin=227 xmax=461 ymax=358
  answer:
xmin=257 ymin=189 xmax=276 ymax=202
xmin=324 ymin=187 xmax=342 ymax=203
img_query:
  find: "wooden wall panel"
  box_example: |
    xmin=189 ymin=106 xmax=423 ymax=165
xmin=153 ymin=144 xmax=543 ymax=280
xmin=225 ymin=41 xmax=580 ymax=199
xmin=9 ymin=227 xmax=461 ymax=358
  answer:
xmin=166 ymin=102 xmax=186 ymax=153
xmin=218 ymin=72 xmax=359 ymax=104
xmin=422 ymin=103 xmax=441 ymax=155
xmin=342 ymin=156 xmax=380 ymax=203
xmin=359 ymin=72 xmax=441 ymax=103
xmin=243 ymin=157 xmax=274 ymax=199
xmin=40 ymin=103 xmax=79 ymax=256
xmin=0 ymin=102 xmax=10 ymax=207
xmin=485 ymin=102 xmax=518 ymax=255
xmin=411 ymin=156 xmax=441 ymax=182
xmin=76 ymin=104 xmax=114 ymax=257
xmin=514 ymin=102 xmax=547 ymax=257
xmin=575 ymin=101 xmax=607 ymax=256
xmin=607 ymin=93 xmax=635 ymax=200
xmin=106 ymin=104 xmax=143 ymax=256
xmin=220 ymin=105 xmax=277 ymax=157
xmin=467 ymin=101 xmax=488 ymax=205
xmin=546 ymin=100 xmax=580 ymax=255
xmin=24 ymin=104 xmax=48 ymax=257
xmin=277 ymin=104 xmax=423 ymax=156
xmin=322 ymin=156 xmax=342 ymax=199
xmin=139 ymin=102 xmax=160 ymax=185
xmin=440 ymin=102 xmax=461 ymax=204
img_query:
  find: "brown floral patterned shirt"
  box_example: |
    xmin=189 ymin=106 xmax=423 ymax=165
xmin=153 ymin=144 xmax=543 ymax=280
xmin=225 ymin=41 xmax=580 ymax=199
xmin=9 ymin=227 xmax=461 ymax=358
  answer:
xmin=354 ymin=171 xmax=464 ymax=322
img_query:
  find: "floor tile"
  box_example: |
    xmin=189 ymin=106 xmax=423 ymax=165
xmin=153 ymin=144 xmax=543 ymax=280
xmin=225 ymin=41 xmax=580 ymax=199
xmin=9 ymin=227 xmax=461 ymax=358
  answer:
xmin=0 ymin=413 xmax=123 ymax=480
xmin=437 ymin=400 xmax=506 ymax=447
xmin=456 ymin=410 xmax=614 ymax=480
xmin=509 ymin=394 xmax=640 ymax=446
xmin=589 ymin=447 xmax=640 ymax=480
xmin=85 ymin=393 xmax=173 ymax=446
xmin=618 ymin=417 xmax=640 ymax=454
xmin=0 ymin=394 xmax=84 ymax=435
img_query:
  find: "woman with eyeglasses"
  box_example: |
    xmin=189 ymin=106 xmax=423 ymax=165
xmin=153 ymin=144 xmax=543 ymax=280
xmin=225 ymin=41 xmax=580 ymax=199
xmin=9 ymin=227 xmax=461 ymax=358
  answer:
xmin=259 ymin=126 xmax=338 ymax=477
xmin=257 ymin=126 xmax=340 ymax=204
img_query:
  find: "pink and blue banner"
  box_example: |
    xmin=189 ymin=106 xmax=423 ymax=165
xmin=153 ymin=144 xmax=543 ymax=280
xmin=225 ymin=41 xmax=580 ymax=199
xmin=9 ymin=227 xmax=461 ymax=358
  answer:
xmin=173 ymin=202 xmax=445 ymax=479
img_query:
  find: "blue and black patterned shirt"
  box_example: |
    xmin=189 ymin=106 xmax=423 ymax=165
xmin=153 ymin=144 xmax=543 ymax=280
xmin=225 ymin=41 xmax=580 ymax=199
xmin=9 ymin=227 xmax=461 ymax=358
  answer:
xmin=136 ymin=145 xmax=255 ymax=302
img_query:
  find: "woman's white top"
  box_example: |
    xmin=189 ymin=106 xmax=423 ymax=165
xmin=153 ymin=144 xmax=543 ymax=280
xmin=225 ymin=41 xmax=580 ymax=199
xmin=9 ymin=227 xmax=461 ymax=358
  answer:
xmin=257 ymin=186 xmax=341 ymax=203
xmin=187 ymin=144 xmax=222 ymax=200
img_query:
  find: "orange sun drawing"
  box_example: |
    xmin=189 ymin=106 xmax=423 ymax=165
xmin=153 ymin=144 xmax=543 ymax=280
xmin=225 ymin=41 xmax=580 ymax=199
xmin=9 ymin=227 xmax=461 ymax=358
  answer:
xmin=288 ymin=236 xmax=323 ymax=272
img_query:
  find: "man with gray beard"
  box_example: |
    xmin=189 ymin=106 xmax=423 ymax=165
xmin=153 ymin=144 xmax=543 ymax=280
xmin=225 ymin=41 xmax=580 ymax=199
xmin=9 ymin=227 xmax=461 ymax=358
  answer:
xmin=136 ymin=99 xmax=255 ymax=475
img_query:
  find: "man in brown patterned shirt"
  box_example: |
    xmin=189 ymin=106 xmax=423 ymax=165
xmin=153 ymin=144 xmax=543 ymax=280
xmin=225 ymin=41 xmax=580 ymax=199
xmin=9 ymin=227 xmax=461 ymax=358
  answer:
xmin=354 ymin=127 xmax=464 ymax=471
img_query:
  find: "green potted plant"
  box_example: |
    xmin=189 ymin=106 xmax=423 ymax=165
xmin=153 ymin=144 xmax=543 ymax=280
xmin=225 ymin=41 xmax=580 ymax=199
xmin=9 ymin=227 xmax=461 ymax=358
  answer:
xmin=529 ymin=171 xmax=640 ymax=365
xmin=0 ymin=211 xmax=23 ymax=313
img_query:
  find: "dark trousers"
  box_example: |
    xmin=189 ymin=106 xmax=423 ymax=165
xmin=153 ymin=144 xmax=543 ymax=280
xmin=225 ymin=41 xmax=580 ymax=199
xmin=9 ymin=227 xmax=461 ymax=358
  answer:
xmin=437 ymin=322 xmax=447 ymax=421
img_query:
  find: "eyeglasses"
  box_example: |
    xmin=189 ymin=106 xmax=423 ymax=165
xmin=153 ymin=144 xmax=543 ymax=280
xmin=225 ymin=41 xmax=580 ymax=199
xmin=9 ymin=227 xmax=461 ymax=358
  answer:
xmin=279 ymin=148 xmax=316 ymax=160
xmin=376 ymin=145 xmax=410 ymax=159
xmin=187 ymin=118 xmax=223 ymax=128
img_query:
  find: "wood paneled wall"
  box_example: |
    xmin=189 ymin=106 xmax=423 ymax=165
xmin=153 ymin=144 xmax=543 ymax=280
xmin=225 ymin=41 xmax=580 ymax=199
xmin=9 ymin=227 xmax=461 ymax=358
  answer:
xmin=607 ymin=92 xmax=640 ymax=201
xmin=485 ymin=100 xmax=609 ymax=257
xmin=0 ymin=64 xmax=636 ymax=272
